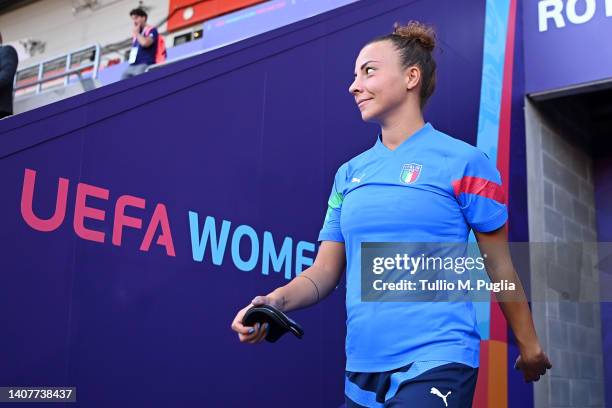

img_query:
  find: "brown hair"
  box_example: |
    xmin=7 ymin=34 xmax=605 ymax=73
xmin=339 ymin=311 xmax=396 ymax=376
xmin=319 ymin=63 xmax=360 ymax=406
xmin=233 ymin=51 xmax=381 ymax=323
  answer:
xmin=366 ymin=21 xmax=437 ymax=109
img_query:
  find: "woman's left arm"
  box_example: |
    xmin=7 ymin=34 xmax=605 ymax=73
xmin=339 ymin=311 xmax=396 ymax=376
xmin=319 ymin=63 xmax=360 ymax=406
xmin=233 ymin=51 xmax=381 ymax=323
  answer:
xmin=474 ymin=224 xmax=553 ymax=382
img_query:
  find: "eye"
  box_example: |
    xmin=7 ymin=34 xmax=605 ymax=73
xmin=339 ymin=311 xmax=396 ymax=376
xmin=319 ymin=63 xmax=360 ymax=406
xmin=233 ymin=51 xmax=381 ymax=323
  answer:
xmin=365 ymin=67 xmax=375 ymax=75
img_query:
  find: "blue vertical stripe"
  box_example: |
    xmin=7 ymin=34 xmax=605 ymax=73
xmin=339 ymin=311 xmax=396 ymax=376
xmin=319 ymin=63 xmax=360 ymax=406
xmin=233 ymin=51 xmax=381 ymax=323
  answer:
xmin=472 ymin=0 xmax=511 ymax=340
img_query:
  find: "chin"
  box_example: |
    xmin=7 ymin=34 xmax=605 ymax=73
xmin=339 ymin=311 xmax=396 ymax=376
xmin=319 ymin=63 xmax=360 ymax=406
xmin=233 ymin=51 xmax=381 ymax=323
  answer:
xmin=358 ymin=107 xmax=373 ymax=121
xmin=360 ymin=112 xmax=379 ymax=124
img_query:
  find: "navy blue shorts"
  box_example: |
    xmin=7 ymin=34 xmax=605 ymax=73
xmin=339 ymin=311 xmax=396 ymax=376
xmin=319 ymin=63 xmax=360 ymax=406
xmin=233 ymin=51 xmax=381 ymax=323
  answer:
xmin=344 ymin=361 xmax=479 ymax=408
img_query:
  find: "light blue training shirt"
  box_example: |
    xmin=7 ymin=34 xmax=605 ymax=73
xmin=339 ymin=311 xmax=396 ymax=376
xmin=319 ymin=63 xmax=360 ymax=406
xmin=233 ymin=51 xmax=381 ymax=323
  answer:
xmin=318 ymin=122 xmax=508 ymax=373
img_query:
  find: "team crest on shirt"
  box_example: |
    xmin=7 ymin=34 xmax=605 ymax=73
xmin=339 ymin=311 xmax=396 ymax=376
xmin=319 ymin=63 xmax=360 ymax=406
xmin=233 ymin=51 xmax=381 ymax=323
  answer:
xmin=399 ymin=163 xmax=422 ymax=184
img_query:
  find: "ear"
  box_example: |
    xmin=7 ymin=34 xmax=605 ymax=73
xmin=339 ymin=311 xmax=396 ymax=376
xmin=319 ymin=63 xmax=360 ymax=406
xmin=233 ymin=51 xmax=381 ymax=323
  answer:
xmin=404 ymin=66 xmax=421 ymax=91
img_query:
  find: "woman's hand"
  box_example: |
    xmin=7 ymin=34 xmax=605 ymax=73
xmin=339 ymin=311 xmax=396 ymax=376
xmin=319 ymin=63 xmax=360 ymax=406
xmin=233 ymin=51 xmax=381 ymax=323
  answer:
xmin=230 ymin=294 xmax=283 ymax=344
xmin=475 ymin=226 xmax=552 ymax=383
xmin=514 ymin=343 xmax=552 ymax=382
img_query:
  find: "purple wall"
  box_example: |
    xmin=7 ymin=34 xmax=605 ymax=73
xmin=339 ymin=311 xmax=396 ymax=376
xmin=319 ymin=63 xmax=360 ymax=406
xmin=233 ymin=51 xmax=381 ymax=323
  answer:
xmin=523 ymin=0 xmax=612 ymax=94
xmin=0 ymin=0 xmax=486 ymax=406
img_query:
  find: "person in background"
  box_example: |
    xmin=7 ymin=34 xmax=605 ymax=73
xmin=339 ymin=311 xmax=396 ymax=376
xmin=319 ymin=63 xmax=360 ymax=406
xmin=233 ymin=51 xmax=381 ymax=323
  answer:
xmin=121 ymin=8 xmax=158 ymax=80
xmin=0 ymin=31 xmax=19 ymax=119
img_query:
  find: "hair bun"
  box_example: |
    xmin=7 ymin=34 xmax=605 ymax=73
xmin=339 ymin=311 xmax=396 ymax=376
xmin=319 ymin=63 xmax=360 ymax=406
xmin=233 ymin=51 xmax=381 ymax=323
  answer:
xmin=392 ymin=21 xmax=436 ymax=52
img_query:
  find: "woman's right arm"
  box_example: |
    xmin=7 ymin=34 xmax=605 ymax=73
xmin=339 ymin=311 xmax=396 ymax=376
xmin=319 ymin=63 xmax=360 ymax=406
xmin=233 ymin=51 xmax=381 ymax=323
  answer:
xmin=267 ymin=240 xmax=346 ymax=312
xmin=231 ymin=240 xmax=345 ymax=343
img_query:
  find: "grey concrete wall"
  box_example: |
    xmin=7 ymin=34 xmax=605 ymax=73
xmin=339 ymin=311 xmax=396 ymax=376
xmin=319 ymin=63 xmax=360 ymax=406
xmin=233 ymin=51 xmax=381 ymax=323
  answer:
xmin=525 ymin=99 xmax=605 ymax=408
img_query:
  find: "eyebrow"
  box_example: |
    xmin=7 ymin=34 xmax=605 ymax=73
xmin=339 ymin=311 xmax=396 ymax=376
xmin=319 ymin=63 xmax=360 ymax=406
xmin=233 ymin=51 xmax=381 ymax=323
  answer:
xmin=354 ymin=60 xmax=379 ymax=76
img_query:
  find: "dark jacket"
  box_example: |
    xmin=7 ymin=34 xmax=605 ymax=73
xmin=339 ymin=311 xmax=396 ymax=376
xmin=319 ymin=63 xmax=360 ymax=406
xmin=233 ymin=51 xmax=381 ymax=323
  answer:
xmin=0 ymin=45 xmax=19 ymax=115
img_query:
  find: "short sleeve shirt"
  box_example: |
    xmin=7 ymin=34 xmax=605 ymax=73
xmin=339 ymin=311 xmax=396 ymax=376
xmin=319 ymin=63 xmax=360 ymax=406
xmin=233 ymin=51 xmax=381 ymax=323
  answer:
xmin=130 ymin=26 xmax=158 ymax=65
xmin=318 ymin=122 xmax=507 ymax=372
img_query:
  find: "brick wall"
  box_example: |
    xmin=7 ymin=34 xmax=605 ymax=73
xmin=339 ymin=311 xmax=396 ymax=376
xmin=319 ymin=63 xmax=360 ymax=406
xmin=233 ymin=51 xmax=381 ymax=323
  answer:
xmin=525 ymin=99 xmax=605 ymax=408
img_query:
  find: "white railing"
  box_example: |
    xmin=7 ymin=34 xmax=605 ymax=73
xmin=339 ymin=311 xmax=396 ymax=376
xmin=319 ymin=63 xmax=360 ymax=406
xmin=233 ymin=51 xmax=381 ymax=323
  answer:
xmin=14 ymin=44 xmax=101 ymax=95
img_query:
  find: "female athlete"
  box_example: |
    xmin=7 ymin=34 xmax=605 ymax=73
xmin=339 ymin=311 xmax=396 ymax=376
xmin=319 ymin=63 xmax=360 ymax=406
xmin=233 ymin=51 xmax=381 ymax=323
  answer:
xmin=231 ymin=21 xmax=551 ymax=408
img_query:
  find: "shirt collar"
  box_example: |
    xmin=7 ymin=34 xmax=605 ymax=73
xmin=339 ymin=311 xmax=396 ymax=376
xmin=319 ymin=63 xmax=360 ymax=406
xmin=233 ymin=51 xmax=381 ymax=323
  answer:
xmin=373 ymin=122 xmax=433 ymax=157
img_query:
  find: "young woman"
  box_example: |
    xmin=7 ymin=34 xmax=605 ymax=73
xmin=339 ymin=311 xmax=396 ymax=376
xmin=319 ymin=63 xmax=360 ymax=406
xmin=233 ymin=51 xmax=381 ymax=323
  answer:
xmin=231 ymin=21 xmax=551 ymax=407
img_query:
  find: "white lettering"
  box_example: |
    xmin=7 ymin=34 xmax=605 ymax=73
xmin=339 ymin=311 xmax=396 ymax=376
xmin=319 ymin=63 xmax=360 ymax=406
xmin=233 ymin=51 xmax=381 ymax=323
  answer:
xmin=374 ymin=279 xmax=383 ymax=290
xmin=373 ymin=257 xmax=385 ymax=274
xmin=409 ymin=256 xmax=421 ymax=274
xmin=458 ymin=280 xmax=472 ymax=290
xmin=538 ymin=0 xmax=612 ymax=31
xmin=539 ymin=0 xmax=566 ymax=31
xmin=566 ymin=0 xmax=596 ymax=24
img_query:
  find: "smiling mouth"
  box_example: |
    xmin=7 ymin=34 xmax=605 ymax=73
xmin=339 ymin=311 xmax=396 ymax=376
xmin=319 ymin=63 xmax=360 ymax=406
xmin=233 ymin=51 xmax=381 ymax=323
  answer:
xmin=358 ymin=99 xmax=372 ymax=107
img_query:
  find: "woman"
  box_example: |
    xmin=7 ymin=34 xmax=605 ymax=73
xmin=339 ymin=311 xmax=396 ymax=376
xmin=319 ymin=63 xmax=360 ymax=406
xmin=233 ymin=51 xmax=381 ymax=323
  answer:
xmin=231 ymin=21 xmax=551 ymax=407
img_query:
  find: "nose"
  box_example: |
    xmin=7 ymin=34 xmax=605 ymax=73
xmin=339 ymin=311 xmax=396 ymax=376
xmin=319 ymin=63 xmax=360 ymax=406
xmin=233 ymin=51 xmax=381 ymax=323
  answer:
xmin=349 ymin=76 xmax=361 ymax=95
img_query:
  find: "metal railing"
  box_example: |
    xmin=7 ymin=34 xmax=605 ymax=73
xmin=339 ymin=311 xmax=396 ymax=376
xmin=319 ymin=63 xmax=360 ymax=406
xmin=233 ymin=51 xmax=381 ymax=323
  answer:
xmin=14 ymin=44 xmax=101 ymax=95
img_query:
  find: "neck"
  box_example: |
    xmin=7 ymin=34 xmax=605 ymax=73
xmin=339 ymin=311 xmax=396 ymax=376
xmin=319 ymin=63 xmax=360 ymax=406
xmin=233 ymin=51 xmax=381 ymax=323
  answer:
xmin=379 ymin=109 xmax=425 ymax=151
